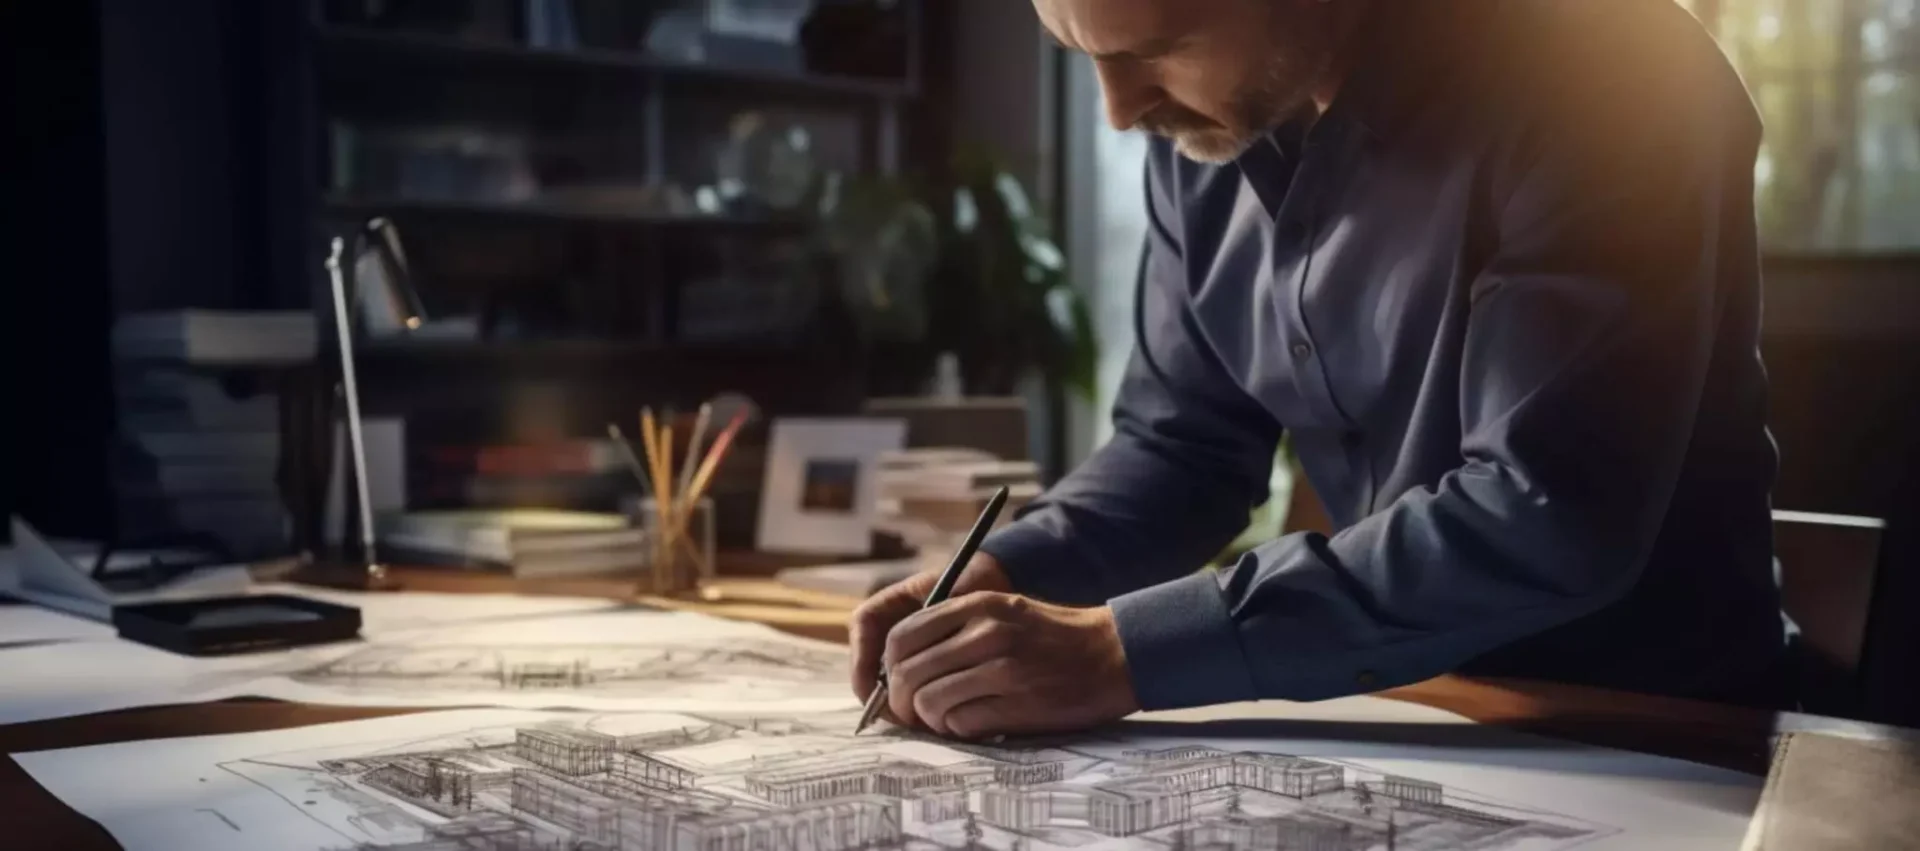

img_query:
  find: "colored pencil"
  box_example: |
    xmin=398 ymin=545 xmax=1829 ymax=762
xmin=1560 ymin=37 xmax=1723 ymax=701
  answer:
xmin=607 ymin=424 xmax=656 ymax=503
xmin=677 ymin=403 xmax=712 ymax=505
xmin=674 ymin=410 xmax=747 ymax=531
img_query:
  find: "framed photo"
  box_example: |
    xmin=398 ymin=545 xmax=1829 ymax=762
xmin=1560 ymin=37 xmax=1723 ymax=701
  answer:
xmin=756 ymin=417 xmax=907 ymax=555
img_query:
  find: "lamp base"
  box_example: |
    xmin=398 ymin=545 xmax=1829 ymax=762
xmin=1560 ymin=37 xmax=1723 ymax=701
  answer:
xmin=284 ymin=560 xmax=404 ymax=592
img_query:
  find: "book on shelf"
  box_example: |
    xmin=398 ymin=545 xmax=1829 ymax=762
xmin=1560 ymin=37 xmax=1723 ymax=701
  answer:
xmin=112 ymin=310 xmax=318 ymax=366
xmin=121 ymin=430 xmax=281 ymax=462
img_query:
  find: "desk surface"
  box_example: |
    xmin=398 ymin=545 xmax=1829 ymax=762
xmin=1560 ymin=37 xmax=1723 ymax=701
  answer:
xmin=0 ymin=567 xmax=1897 ymax=851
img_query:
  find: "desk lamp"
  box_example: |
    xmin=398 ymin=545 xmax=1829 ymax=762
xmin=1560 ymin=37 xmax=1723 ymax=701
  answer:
xmin=286 ymin=236 xmax=402 ymax=591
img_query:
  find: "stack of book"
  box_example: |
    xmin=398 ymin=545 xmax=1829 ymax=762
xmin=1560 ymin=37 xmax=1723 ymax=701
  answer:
xmin=407 ymin=438 xmax=631 ymax=511
xmin=111 ymin=310 xmax=318 ymax=558
xmin=876 ymin=449 xmax=1043 ymax=545
xmin=377 ymin=509 xmax=647 ymax=578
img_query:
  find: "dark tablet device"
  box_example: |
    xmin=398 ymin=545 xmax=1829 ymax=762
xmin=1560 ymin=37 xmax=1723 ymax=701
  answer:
xmin=112 ymin=594 xmax=362 ymax=656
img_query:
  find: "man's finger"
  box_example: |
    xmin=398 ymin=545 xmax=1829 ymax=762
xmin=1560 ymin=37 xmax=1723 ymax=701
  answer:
xmin=849 ymin=592 xmax=922 ymax=699
xmin=892 ymin=623 xmax=1016 ymax=736
xmin=890 ymin=616 xmax=1015 ymax=699
xmin=914 ymin=657 xmax=1014 ymax=736
xmin=884 ymin=592 xmax=1016 ymax=670
xmin=883 ymin=614 xmax=1006 ymax=733
xmin=944 ymin=695 xmax=1020 ymax=741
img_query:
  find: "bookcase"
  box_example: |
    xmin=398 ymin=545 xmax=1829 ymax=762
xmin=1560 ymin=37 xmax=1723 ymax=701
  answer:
xmin=9 ymin=0 xmax=944 ymax=547
xmin=301 ymin=1 xmax=932 ymax=546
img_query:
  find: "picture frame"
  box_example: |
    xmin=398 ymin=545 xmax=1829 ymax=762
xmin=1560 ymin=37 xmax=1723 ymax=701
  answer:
xmin=756 ymin=417 xmax=907 ymax=555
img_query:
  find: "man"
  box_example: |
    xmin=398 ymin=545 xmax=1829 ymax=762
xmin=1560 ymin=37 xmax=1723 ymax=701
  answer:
xmin=853 ymin=0 xmax=1784 ymax=740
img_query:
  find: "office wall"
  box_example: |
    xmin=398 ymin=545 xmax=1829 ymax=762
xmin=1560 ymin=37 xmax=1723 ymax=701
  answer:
xmin=7 ymin=0 xmax=115 ymax=541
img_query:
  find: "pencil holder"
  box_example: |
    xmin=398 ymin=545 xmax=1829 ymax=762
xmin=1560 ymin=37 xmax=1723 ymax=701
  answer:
xmin=626 ymin=495 xmax=716 ymax=594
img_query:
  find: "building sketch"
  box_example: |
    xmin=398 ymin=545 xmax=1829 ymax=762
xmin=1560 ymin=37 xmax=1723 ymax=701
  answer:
xmin=214 ymin=711 xmax=1612 ymax=851
xmin=286 ymin=638 xmax=846 ymax=700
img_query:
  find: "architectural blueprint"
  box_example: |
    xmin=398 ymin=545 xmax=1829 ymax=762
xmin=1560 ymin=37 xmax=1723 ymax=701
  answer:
xmin=11 ymin=699 xmax=1764 ymax=851
xmin=282 ymin=637 xmax=848 ymax=701
xmin=245 ymin=610 xmax=857 ymax=713
xmin=0 ymin=608 xmax=857 ymax=725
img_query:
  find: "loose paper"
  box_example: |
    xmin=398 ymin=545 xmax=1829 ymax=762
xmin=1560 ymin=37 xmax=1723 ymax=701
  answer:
xmin=243 ymin=584 xmax=624 ymax=634
xmin=0 ymin=608 xmax=853 ymax=725
xmin=11 ymin=697 xmax=1761 ymax=851
xmin=237 ymin=609 xmax=855 ymax=714
xmin=0 ymin=604 xmax=116 ymax=647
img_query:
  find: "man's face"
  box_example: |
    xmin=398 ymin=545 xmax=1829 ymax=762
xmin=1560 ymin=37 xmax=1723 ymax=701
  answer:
xmin=1036 ymin=0 xmax=1340 ymax=163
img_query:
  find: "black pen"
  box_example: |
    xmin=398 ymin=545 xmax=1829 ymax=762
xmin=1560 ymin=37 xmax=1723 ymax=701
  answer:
xmin=854 ymin=485 xmax=1011 ymax=735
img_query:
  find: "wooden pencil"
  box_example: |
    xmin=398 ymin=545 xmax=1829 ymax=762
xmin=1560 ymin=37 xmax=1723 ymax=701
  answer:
xmin=639 ymin=409 xmax=670 ymax=589
xmin=673 ymin=411 xmax=748 ymax=535
xmin=677 ymin=403 xmax=712 ymax=505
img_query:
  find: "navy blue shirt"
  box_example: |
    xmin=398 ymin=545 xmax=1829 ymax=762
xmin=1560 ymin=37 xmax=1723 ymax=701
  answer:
xmin=981 ymin=0 xmax=1785 ymax=708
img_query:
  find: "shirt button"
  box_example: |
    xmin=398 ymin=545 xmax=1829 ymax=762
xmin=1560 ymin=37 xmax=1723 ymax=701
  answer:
xmin=1290 ymin=342 xmax=1313 ymax=360
xmin=1355 ymin=670 xmax=1379 ymax=688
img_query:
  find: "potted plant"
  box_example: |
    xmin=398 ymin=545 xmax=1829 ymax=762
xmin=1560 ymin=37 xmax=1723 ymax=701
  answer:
xmin=818 ymin=148 xmax=1099 ymax=404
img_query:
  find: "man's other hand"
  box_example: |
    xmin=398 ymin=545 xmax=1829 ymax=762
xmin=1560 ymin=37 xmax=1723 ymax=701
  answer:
xmin=868 ymin=588 xmax=1139 ymax=740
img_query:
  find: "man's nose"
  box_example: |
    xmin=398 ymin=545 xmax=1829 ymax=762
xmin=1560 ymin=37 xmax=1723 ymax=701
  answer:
xmin=1093 ymin=61 xmax=1160 ymax=132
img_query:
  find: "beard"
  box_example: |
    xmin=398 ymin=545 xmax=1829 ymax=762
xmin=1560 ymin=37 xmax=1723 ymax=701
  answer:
xmin=1138 ymin=27 xmax=1331 ymax=163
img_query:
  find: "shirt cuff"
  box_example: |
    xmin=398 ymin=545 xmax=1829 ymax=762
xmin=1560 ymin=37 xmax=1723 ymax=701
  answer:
xmin=977 ymin=522 xmax=1094 ymax=605
xmin=1109 ymin=571 xmax=1259 ymax=711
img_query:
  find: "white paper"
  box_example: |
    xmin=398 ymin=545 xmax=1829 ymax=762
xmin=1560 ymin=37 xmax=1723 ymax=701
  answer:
xmin=7 ymin=516 xmax=254 ymax=621
xmin=244 ymin=584 xmax=622 ymax=635
xmin=0 ymin=638 xmax=257 ymax=724
xmin=11 ymin=696 xmax=1760 ymax=851
xmin=0 ymin=584 xmax=621 ymax=723
xmin=0 ymin=608 xmax=853 ymax=725
xmin=235 ymin=609 xmax=858 ymax=714
xmin=0 ymin=545 xmax=18 ymax=592
xmin=0 ymin=604 xmax=116 ymax=646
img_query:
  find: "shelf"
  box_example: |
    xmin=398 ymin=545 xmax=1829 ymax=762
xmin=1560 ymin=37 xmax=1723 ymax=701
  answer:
xmin=324 ymin=195 xmax=812 ymax=232
xmin=317 ymin=25 xmax=916 ymax=101
xmin=358 ymin=339 xmax=840 ymax=363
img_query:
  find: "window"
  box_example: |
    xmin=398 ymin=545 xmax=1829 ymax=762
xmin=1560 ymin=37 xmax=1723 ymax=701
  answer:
xmin=1684 ymin=0 xmax=1920 ymax=252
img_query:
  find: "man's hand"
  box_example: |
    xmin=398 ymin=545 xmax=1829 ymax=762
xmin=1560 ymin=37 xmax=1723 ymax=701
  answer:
xmin=850 ymin=554 xmax=1014 ymax=708
xmin=863 ymin=589 xmax=1139 ymax=740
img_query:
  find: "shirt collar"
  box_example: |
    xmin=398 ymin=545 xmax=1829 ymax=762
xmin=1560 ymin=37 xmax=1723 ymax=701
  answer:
xmin=1232 ymin=2 xmax=1485 ymax=214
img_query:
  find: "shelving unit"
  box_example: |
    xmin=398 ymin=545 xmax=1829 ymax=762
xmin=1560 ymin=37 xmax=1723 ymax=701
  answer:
xmin=322 ymin=194 xmax=812 ymax=231
xmin=295 ymin=1 xmax=926 ymax=535
xmin=306 ymin=1 xmax=922 ymax=362
xmin=317 ymin=24 xmax=918 ymax=101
